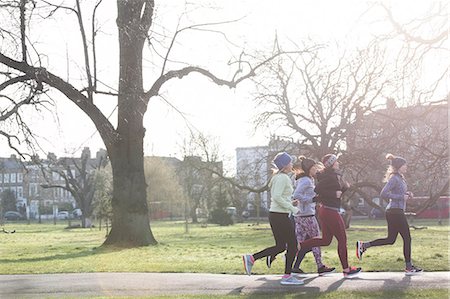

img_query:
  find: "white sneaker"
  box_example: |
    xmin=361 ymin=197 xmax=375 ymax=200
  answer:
xmin=405 ymin=265 xmax=423 ymax=276
xmin=280 ymin=274 xmax=304 ymax=285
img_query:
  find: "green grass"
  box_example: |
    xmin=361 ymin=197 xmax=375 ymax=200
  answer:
xmin=0 ymin=219 xmax=448 ymax=275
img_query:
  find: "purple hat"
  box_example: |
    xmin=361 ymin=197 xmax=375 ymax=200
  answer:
xmin=386 ymin=154 xmax=406 ymax=169
xmin=273 ymin=152 xmax=294 ymax=170
xmin=322 ymin=154 xmax=337 ymax=168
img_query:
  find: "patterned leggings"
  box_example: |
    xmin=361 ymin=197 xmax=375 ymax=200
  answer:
xmin=293 ymin=215 xmax=323 ymax=269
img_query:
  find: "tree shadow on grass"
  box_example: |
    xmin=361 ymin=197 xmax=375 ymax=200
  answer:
xmin=227 ymin=275 xmax=321 ymax=297
xmin=0 ymin=246 xmax=126 ymax=264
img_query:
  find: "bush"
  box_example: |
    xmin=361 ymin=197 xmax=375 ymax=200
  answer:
xmin=58 ymin=202 xmax=73 ymax=211
xmin=39 ymin=205 xmax=53 ymax=215
xmin=209 ymin=209 xmax=233 ymax=226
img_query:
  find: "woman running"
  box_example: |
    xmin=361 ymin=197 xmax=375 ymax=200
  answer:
xmin=356 ymin=154 xmax=423 ymax=275
xmin=292 ymin=156 xmax=335 ymax=276
xmin=296 ymin=153 xmax=361 ymax=278
xmin=242 ymin=152 xmax=304 ymax=285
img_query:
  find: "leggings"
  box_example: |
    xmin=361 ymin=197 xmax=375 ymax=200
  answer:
xmin=368 ymin=209 xmax=411 ymax=263
xmin=298 ymin=205 xmax=349 ymax=269
xmin=293 ymin=215 xmax=323 ymax=269
xmin=253 ymin=212 xmax=297 ymax=274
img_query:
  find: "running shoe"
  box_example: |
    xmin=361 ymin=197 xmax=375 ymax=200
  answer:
xmin=343 ymin=266 xmax=362 ymax=278
xmin=266 ymin=255 xmax=275 ymax=268
xmin=405 ymin=265 xmax=423 ymax=276
xmin=356 ymin=241 xmax=366 ymax=260
xmin=318 ymin=265 xmax=336 ymax=276
xmin=242 ymin=254 xmax=254 ymax=276
xmin=280 ymin=274 xmax=304 ymax=285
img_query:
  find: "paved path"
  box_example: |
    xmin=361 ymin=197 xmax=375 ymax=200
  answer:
xmin=1 ymin=272 xmax=449 ymax=298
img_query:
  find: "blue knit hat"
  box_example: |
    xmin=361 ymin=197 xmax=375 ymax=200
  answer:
xmin=273 ymin=152 xmax=294 ymax=170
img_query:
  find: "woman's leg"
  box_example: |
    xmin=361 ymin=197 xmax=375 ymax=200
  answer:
xmin=253 ymin=213 xmax=289 ymax=261
xmin=327 ymin=212 xmax=348 ymax=269
xmin=308 ymin=217 xmax=324 ymax=268
xmin=297 ymin=206 xmax=333 ymax=260
xmin=396 ymin=213 xmax=412 ymax=265
xmin=293 ymin=217 xmax=312 ymax=269
xmin=284 ymin=215 xmax=298 ymax=275
xmin=367 ymin=212 xmax=400 ymax=247
xmin=300 ymin=206 xmax=334 ymax=249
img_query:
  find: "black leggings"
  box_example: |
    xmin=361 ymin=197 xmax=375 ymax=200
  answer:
xmin=369 ymin=209 xmax=411 ymax=263
xmin=253 ymin=212 xmax=297 ymax=274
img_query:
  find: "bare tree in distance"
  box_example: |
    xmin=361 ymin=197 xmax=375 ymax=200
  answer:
xmin=252 ymin=41 xmax=390 ymax=160
xmin=345 ymin=101 xmax=448 ymax=216
xmin=40 ymin=149 xmax=107 ymax=228
xmin=0 ymin=1 xmax=311 ymax=246
xmin=377 ymin=2 xmax=449 ymax=105
xmin=179 ymin=132 xmax=228 ymax=224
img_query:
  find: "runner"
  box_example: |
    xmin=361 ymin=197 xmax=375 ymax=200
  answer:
xmin=296 ymin=154 xmax=361 ymax=278
xmin=292 ymin=156 xmax=335 ymax=276
xmin=242 ymin=152 xmax=304 ymax=285
xmin=356 ymin=154 xmax=423 ymax=276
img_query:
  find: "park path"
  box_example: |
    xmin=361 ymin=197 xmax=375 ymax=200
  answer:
xmin=0 ymin=271 xmax=449 ymax=298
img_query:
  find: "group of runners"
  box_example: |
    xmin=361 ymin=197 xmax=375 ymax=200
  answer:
xmin=242 ymin=152 xmax=423 ymax=285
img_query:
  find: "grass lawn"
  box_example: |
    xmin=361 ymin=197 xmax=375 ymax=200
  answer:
xmin=0 ymin=218 xmax=448 ymax=275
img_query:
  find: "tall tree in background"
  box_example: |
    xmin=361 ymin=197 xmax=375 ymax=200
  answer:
xmin=0 ymin=1 xmax=303 ymax=246
xmin=252 ymin=42 xmax=390 ymax=160
xmin=144 ymin=157 xmax=185 ymax=220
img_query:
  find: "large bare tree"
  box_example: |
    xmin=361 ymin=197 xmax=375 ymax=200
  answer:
xmin=0 ymin=1 xmax=305 ymax=246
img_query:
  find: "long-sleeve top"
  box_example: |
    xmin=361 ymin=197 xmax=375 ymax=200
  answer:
xmin=269 ymin=172 xmax=299 ymax=214
xmin=380 ymin=173 xmax=407 ymax=211
xmin=314 ymin=168 xmax=348 ymax=210
xmin=292 ymin=175 xmax=317 ymax=216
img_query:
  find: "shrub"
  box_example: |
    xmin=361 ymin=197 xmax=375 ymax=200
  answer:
xmin=209 ymin=209 xmax=233 ymax=226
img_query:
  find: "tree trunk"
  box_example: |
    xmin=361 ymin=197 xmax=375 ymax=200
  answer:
xmin=104 ymin=144 xmax=156 ymax=246
xmin=103 ymin=1 xmax=156 ymax=246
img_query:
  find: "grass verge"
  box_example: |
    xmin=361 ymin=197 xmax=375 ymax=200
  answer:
xmin=0 ymin=218 xmax=448 ymax=274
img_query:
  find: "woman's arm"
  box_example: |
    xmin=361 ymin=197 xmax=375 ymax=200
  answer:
xmin=380 ymin=176 xmax=404 ymax=201
xmin=293 ymin=178 xmax=315 ymax=203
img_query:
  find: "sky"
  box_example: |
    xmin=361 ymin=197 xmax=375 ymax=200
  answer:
xmin=0 ymin=1 xmax=447 ymax=173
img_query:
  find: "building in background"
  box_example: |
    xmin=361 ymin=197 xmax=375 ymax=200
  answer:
xmin=0 ymin=148 xmax=107 ymax=219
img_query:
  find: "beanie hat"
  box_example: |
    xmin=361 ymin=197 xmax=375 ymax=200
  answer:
xmin=299 ymin=156 xmax=317 ymax=174
xmin=386 ymin=153 xmax=407 ymax=169
xmin=321 ymin=154 xmax=337 ymax=168
xmin=273 ymin=152 xmax=293 ymax=170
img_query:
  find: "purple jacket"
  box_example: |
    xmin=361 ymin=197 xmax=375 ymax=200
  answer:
xmin=380 ymin=173 xmax=407 ymax=210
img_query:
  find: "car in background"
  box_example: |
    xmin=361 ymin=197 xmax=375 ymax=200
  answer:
xmin=3 ymin=211 xmax=24 ymax=221
xmin=57 ymin=211 xmax=69 ymax=220
xmin=71 ymin=208 xmax=82 ymax=219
